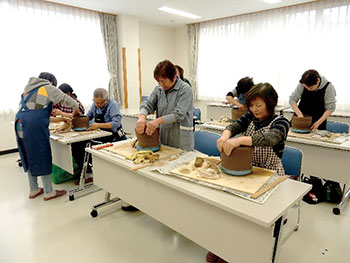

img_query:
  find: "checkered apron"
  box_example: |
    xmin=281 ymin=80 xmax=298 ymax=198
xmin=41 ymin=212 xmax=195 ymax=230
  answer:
xmin=244 ymin=115 xmax=285 ymax=176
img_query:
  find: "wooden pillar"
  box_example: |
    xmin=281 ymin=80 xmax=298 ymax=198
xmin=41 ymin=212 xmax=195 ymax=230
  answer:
xmin=122 ymin=47 xmax=128 ymax=109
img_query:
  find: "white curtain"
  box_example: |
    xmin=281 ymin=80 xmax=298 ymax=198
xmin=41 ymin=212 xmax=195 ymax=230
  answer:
xmin=197 ymin=0 xmax=350 ymax=110
xmin=0 ymin=0 xmax=109 ymax=114
xmin=99 ymin=13 xmax=121 ymax=105
xmin=187 ymin=23 xmax=199 ymax=100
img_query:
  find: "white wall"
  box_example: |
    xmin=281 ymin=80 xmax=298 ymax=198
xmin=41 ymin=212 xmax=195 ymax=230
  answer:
xmin=139 ymin=23 xmax=175 ymax=96
xmin=173 ymin=26 xmax=190 ymax=81
xmin=0 ymin=112 xmax=17 ymax=150
xmin=117 ymin=15 xmax=141 ymax=110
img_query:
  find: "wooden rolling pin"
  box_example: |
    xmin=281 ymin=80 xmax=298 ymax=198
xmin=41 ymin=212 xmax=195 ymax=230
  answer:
xmin=251 ymin=175 xmax=288 ymax=199
xmin=92 ymin=143 xmax=114 ymax=150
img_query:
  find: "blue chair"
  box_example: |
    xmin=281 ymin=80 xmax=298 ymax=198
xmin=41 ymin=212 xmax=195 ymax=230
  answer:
xmin=193 ymin=108 xmax=201 ymax=131
xmin=193 ymin=108 xmax=201 ymax=122
xmin=281 ymin=145 xmax=303 ymax=243
xmin=194 ymin=131 xmax=221 ymax=156
xmin=326 ymin=120 xmax=349 ymax=133
xmin=141 ymin=96 xmax=148 ymax=103
xmin=282 ymin=146 xmax=303 ymax=180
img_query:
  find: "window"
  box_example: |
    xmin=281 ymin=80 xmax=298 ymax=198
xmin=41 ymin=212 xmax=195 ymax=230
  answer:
xmin=0 ymin=0 xmax=109 ymax=113
xmin=197 ymin=1 xmax=350 ymax=110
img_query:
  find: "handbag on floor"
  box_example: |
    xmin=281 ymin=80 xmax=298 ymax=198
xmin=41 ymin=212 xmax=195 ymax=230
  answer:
xmin=323 ymin=180 xmax=343 ymax=204
xmin=301 ymin=175 xmax=326 ymax=204
xmin=52 ymin=158 xmax=79 ymax=184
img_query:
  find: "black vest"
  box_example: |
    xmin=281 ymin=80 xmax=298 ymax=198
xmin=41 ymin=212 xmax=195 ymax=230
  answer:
xmin=94 ymin=107 xmax=126 ymax=142
xmin=298 ymin=82 xmax=330 ymax=130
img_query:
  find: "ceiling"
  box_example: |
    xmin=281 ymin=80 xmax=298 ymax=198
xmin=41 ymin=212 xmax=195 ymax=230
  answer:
xmin=46 ymin=0 xmax=316 ymax=27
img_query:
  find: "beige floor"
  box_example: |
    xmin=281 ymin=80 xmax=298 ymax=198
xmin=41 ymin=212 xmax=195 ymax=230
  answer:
xmin=1 ymin=153 xmax=350 ymax=263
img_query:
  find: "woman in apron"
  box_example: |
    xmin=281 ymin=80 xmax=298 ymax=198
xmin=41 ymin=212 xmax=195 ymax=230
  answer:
xmin=212 ymin=83 xmax=290 ymax=263
xmin=289 ymin=69 xmax=336 ymax=131
xmin=15 ymin=73 xmax=79 ymax=201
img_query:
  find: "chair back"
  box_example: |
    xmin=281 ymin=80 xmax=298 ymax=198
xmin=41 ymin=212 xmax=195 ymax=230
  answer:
xmin=326 ymin=120 xmax=349 ymax=133
xmin=281 ymin=146 xmax=302 ymax=177
xmin=141 ymin=96 xmax=148 ymax=103
xmin=193 ymin=108 xmax=201 ymax=122
xmin=194 ymin=131 xmax=221 ymax=156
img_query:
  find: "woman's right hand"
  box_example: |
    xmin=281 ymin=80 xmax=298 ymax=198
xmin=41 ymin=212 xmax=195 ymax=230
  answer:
xmin=136 ymin=116 xmax=146 ymax=134
xmin=217 ymin=130 xmax=231 ymax=152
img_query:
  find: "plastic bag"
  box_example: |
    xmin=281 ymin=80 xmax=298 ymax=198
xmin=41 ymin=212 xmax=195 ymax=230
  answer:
xmin=52 ymin=158 xmax=79 ymax=184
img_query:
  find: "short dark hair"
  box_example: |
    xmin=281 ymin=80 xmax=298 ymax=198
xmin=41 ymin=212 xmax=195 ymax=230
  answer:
xmin=58 ymin=83 xmax=73 ymax=94
xmin=58 ymin=83 xmax=77 ymax=98
xmin=245 ymin=83 xmax=278 ymax=115
xmin=153 ymin=60 xmax=176 ymax=82
xmin=236 ymin=77 xmax=254 ymax=94
xmin=299 ymin=69 xmax=320 ymax=87
xmin=38 ymin=72 xmax=57 ymax=87
xmin=175 ymin=65 xmax=184 ymax=80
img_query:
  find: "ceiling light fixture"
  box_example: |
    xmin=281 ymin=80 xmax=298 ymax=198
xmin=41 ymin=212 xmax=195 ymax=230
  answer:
xmin=263 ymin=0 xmax=282 ymax=3
xmin=158 ymin=6 xmax=201 ymax=19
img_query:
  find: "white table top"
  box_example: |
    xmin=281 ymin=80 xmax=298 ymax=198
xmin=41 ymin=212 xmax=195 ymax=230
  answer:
xmin=197 ymin=122 xmax=350 ymax=151
xmin=207 ymin=102 xmax=289 ymax=112
xmin=86 ymin=147 xmax=311 ymax=228
xmin=283 ymin=108 xmax=350 ymax=118
xmin=120 ymin=108 xmax=155 ymax=120
xmin=50 ymin=129 xmax=112 ymax=144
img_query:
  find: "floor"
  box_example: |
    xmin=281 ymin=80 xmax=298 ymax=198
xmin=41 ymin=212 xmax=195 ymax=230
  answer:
xmin=1 ymin=153 xmax=350 ymax=263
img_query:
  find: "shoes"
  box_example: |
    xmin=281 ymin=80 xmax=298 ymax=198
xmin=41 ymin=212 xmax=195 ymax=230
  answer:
xmin=121 ymin=205 xmax=139 ymax=212
xmin=43 ymin=190 xmax=66 ymax=201
xmin=29 ymin=188 xmax=44 ymax=199
xmin=206 ymin=252 xmax=219 ymax=263
xmin=74 ymin=177 xmax=93 ymax=185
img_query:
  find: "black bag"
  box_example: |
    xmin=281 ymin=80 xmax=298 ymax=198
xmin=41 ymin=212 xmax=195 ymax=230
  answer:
xmin=323 ymin=180 xmax=343 ymax=204
xmin=301 ymin=175 xmax=326 ymax=204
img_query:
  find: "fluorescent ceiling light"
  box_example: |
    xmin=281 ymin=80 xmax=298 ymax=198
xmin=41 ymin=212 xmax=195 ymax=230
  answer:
xmin=158 ymin=6 xmax=201 ymax=19
xmin=263 ymin=0 xmax=282 ymax=3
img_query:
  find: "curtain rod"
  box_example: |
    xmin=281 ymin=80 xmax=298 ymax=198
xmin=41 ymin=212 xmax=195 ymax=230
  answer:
xmin=42 ymin=0 xmax=117 ymax=16
xmin=187 ymin=0 xmax=321 ymax=25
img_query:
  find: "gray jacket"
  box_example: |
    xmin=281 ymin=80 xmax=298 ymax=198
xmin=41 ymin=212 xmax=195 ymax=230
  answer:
xmin=140 ymin=78 xmax=194 ymax=151
xmin=24 ymin=77 xmax=79 ymax=109
xmin=289 ymin=75 xmax=336 ymax=112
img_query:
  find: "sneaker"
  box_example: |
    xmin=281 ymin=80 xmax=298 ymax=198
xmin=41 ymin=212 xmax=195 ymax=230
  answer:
xmin=206 ymin=251 xmax=219 ymax=263
xmin=121 ymin=205 xmax=139 ymax=212
xmin=43 ymin=190 xmax=67 ymax=201
xmin=29 ymin=188 xmax=44 ymax=199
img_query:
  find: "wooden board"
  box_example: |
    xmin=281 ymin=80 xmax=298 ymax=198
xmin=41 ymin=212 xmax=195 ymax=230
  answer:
xmin=51 ymin=130 xmax=98 ymax=138
xmin=288 ymin=130 xmax=343 ymax=144
xmin=106 ymin=141 xmax=183 ymax=160
xmin=171 ymin=159 xmax=275 ymax=195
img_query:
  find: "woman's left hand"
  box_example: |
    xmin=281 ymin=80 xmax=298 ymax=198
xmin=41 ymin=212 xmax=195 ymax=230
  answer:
xmin=222 ymin=138 xmax=240 ymax=156
xmin=145 ymin=119 xmax=160 ymax=136
xmin=310 ymin=121 xmax=321 ymax=132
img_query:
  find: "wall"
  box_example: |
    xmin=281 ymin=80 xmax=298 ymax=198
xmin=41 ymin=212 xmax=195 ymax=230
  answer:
xmin=139 ymin=23 xmax=175 ymax=96
xmin=173 ymin=26 xmax=190 ymax=80
xmin=0 ymin=112 xmax=17 ymax=151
